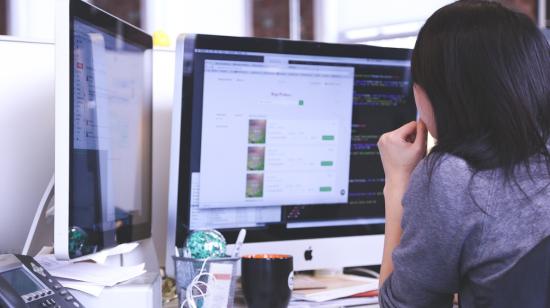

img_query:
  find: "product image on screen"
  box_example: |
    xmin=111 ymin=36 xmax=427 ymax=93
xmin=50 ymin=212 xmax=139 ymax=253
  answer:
xmin=246 ymin=173 xmax=265 ymax=198
xmin=68 ymin=12 xmax=152 ymax=258
xmin=247 ymin=147 xmax=266 ymax=171
xmin=248 ymin=119 xmax=267 ymax=144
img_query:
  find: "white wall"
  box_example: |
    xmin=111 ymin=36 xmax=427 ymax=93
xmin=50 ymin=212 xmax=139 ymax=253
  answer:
xmin=7 ymin=0 xmax=249 ymax=44
xmin=0 ymin=37 xmax=55 ymax=253
xmin=8 ymin=0 xmax=56 ymax=41
xmin=316 ymin=0 xmax=454 ymax=47
xmin=143 ymin=0 xmax=250 ymax=44
xmin=338 ymin=0 xmax=453 ymax=30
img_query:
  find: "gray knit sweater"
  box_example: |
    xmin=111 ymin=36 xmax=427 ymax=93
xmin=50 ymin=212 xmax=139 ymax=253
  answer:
xmin=379 ymin=154 xmax=550 ymax=307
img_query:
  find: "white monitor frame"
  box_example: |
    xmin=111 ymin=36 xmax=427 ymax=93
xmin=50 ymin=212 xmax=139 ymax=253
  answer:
xmin=54 ymin=0 xmax=71 ymax=260
xmin=165 ymin=38 xmax=185 ymax=276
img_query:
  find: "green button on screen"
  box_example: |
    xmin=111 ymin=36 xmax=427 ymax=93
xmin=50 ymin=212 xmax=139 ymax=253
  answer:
xmin=322 ymin=135 xmax=334 ymax=141
xmin=321 ymin=161 xmax=333 ymax=166
xmin=319 ymin=186 xmax=332 ymax=192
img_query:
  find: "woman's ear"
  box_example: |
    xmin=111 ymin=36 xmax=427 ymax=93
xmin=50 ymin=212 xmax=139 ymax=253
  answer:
xmin=413 ymin=84 xmax=437 ymax=139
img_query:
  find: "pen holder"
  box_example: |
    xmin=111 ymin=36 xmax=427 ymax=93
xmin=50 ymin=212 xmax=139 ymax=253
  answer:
xmin=173 ymin=255 xmax=239 ymax=308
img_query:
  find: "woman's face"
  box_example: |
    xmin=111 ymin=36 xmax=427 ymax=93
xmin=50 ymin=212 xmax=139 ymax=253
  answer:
xmin=413 ymin=83 xmax=438 ymax=139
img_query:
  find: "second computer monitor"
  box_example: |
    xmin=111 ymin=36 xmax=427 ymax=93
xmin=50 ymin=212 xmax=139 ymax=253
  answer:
xmin=55 ymin=0 xmax=153 ymax=260
xmin=167 ymin=34 xmax=416 ymax=274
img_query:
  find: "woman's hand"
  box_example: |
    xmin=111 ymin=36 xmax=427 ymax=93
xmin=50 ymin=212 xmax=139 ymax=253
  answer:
xmin=378 ymin=120 xmax=428 ymax=286
xmin=377 ymin=120 xmax=428 ymax=191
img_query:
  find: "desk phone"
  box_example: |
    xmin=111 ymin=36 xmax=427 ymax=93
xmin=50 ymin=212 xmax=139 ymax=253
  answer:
xmin=0 ymin=254 xmax=84 ymax=308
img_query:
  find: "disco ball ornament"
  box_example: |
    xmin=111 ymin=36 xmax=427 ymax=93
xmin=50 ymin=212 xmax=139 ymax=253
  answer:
xmin=186 ymin=230 xmax=227 ymax=259
xmin=68 ymin=226 xmax=88 ymax=257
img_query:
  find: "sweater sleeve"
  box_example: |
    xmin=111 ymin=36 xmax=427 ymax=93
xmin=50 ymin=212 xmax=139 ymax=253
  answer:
xmin=379 ymin=156 xmax=483 ymax=308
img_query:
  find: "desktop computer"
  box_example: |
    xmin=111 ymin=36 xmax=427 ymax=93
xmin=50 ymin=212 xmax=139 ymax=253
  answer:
xmin=166 ymin=34 xmax=416 ymax=276
xmin=55 ymin=0 xmax=153 ymax=261
xmin=55 ymin=0 xmax=159 ymax=306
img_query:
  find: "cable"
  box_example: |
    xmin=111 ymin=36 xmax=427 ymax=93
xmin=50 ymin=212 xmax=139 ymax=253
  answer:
xmin=180 ymin=257 xmax=217 ymax=308
xmin=348 ymin=267 xmax=380 ymax=279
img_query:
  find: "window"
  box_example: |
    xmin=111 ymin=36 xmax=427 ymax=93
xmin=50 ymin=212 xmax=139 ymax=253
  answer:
xmin=500 ymin=0 xmax=537 ymax=21
xmin=253 ymin=0 xmax=289 ymax=39
xmin=0 ymin=0 xmax=7 ymax=35
xmin=252 ymin=0 xmax=314 ymax=40
xmin=300 ymin=0 xmax=314 ymax=40
xmin=91 ymin=0 xmax=142 ymax=28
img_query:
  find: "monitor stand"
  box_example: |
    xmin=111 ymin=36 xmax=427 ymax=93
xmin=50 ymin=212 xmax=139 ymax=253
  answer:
xmin=24 ymin=176 xmax=162 ymax=308
xmin=314 ymin=268 xmax=344 ymax=277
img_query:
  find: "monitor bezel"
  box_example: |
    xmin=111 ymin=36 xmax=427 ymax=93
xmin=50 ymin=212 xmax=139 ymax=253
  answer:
xmin=172 ymin=34 xmax=414 ymax=248
xmin=54 ymin=0 xmax=153 ymax=260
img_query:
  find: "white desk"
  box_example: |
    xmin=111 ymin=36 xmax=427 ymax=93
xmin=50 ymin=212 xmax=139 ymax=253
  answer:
xmin=162 ymin=292 xmax=379 ymax=307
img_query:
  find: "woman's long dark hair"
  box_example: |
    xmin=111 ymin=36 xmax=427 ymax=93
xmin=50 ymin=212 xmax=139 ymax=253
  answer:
xmin=412 ymin=0 xmax=550 ymax=177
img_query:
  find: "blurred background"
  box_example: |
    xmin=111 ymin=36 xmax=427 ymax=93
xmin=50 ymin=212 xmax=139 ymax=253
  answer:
xmin=0 ymin=0 xmax=547 ymax=48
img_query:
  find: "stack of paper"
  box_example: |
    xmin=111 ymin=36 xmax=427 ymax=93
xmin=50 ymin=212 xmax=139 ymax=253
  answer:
xmin=48 ymin=262 xmax=147 ymax=287
xmin=54 ymin=280 xmax=105 ymax=297
xmin=292 ymin=274 xmax=378 ymax=303
xmin=289 ymin=296 xmax=379 ymax=308
xmin=35 ymin=243 xmax=146 ymax=297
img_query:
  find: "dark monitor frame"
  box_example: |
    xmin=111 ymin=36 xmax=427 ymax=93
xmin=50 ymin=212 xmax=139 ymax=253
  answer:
xmin=173 ymin=34 xmax=415 ymax=248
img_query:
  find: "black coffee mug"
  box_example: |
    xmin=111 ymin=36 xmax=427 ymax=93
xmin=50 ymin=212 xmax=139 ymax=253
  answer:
xmin=241 ymin=254 xmax=294 ymax=308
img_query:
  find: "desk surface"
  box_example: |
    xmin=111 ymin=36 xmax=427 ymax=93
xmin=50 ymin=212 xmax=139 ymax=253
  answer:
xmin=163 ymin=274 xmax=380 ymax=307
xmin=163 ymin=298 xmax=379 ymax=308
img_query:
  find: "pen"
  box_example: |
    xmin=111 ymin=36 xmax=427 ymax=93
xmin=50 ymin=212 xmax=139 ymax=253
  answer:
xmin=232 ymin=229 xmax=247 ymax=258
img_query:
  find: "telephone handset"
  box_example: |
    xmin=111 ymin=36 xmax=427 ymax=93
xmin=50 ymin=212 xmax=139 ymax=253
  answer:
xmin=0 ymin=254 xmax=84 ymax=308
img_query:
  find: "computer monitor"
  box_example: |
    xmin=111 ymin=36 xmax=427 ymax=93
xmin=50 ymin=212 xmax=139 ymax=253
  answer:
xmin=166 ymin=34 xmax=416 ymax=275
xmin=55 ymin=0 xmax=153 ymax=260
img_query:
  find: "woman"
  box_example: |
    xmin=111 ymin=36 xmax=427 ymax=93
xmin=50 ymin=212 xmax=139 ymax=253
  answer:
xmin=377 ymin=0 xmax=550 ymax=306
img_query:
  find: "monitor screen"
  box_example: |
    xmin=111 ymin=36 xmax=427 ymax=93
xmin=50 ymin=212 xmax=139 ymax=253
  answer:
xmin=60 ymin=0 xmax=152 ymax=258
xmin=174 ymin=35 xmax=416 ymax=248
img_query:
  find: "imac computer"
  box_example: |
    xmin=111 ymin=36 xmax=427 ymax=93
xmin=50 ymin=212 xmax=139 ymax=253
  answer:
xmin=166 ymin=34 xmax=416 ymax=276
xmin=55 ymin=0 xmax=153 ymax=260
